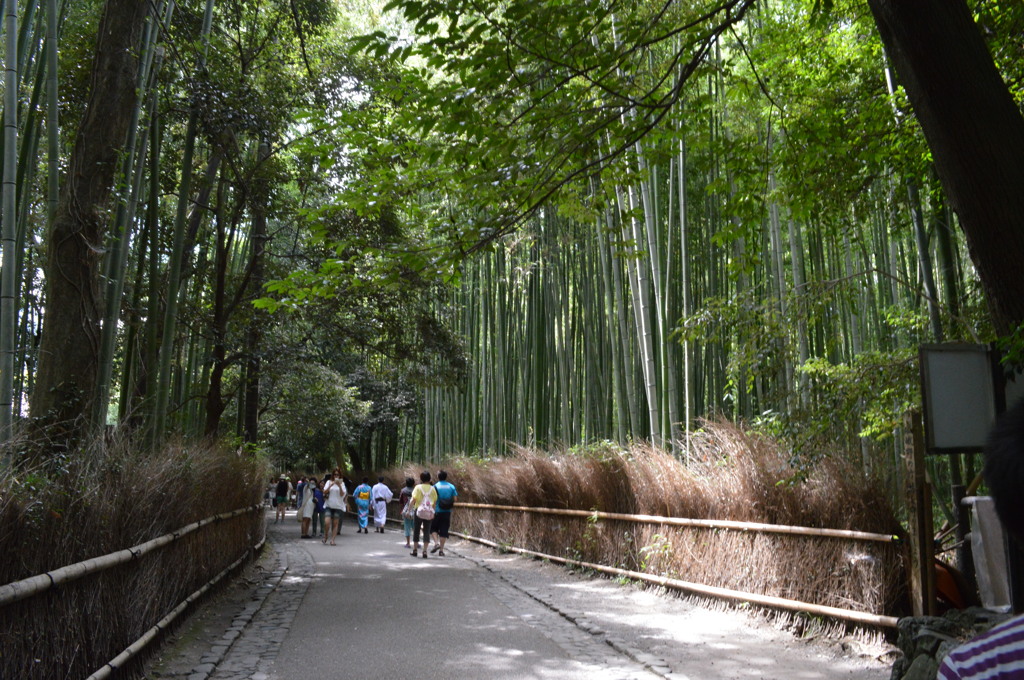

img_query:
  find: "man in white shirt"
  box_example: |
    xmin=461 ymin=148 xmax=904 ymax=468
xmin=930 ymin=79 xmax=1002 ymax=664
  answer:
xmin=371 ymin=477 xmax=394 ymax=533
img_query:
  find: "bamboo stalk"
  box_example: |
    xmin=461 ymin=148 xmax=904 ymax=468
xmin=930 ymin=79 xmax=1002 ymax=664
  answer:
xmin=44 ymin=0 xmax=57 ymax=229
xmin=677 ymin=136 xmax=693 ymax=457
xmin=151 ymin=0 xmax=215 ymax=443
xmin=0 ymin=0 xmax=19 ymax=439
xmin=454 ymin=531 xmax=899 ymax=628
xmin=457 ymin=502 xmax=898 ymax=544
xmin=0 ymin=505 xmax=260 ymax=607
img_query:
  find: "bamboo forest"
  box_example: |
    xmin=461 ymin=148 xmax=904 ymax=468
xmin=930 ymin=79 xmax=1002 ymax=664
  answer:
xmin=0 ymin=0 xmax=1022 ymax=487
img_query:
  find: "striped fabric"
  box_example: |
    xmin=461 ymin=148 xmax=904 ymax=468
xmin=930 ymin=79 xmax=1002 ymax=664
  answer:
xmin=938 ymin=614 xmax=1024 ymax=679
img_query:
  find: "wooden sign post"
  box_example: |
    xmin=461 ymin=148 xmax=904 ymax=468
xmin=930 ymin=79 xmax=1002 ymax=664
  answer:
xmin=904 ymin=410 xmax=936 ymax=617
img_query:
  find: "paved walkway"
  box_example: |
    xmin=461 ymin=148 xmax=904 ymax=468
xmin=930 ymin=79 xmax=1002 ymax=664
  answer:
xmin=143 ymin=509 xmax=894 ymax=680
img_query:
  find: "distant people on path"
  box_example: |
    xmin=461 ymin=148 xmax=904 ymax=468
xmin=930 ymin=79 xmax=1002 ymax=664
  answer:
xmin=371 ymin=476 xmax=394 ymax=533
xmin=274 ymin=475 xmax=291 ymax=523
xmin=430 ymin=470 xmax=458 ymax=557
xmin=299 ymin=477 xmax=317 ymax=538
xmin=409 ymin=471 xmax=438 ymax=558
xmin=322 ymin=474 xmax=347 ymax=546
xmin=399 ymin=477 xmax=416 ymax=548
xmin=353 ymin=477 xmax=372 ymax=533
xmin=296 ymin=477 xmax=306 ymax=512
xmin=939 ymin=398 xmax=1024 ymax=679
xmin=311 ymin=477 xmax=325 ymax=538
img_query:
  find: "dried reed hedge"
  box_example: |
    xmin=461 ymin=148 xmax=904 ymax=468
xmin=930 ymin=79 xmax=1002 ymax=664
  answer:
xmin=0 ymin=436 xmax=266 ymax=680
xmin=388 ymin=420 xmax=907 ymax=632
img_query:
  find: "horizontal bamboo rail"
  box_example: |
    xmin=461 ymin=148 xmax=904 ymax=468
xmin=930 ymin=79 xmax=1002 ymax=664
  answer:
xmin=458 ymin=502 xmax=900 ymax=544
xmin=454 ymin=531 xmax=899 ymax=629
xmin=87 ymin=533 xmax=267 ymax=680
xmin=0 ymin=504 xmax=262 ymax=608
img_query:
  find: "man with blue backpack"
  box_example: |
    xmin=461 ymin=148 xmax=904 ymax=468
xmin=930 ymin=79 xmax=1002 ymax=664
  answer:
xmin=430 ymin=470 xmax=458 ymax=557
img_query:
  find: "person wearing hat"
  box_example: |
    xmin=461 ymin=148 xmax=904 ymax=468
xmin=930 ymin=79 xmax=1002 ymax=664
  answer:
xmin=274 ymin=474 xmax=292 ymax=523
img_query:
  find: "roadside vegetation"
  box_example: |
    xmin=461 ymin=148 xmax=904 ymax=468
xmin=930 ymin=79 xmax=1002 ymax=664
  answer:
xmin=385 ymin=420 xmax=905 ymax=637
xmin=0 ymin=439 xmax=265 ymax=679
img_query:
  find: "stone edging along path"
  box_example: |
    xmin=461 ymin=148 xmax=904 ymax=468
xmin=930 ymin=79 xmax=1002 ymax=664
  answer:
xmin=143 ymin=530 xmax=315 ymax=680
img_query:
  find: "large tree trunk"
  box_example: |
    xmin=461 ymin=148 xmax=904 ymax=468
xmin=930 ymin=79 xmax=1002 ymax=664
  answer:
xmin=31 ymin=0 xmax=149 ymax=432
xmin=868 ymin=0 xmax=1024 ymax=335
xmin=242 ymin=143 xmax=271 ymax=446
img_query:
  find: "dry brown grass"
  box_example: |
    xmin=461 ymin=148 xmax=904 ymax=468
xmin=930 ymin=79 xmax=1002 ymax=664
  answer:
xmin=0 ymin=434 xmax=266 ymax=680
xmin=386 ymin=419 xmax=907 ymax=635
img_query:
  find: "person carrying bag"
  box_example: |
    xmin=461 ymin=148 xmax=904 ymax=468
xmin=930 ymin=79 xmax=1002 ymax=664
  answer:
xmin=409 ymin=471 xmax=438 ymax=558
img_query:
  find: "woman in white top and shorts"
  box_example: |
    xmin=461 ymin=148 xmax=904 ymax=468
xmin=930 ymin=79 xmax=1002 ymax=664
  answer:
xmin=322 ymin=474 xmax=347 ymax=545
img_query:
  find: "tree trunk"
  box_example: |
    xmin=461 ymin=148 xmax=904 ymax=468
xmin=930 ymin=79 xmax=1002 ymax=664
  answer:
xmin=31 ymin=0 xmax=148 ymax=434
xmin=906 ymin=179 xmax=943 ymax=341
xmin=204 ymin=174 xmax=230 ymax=437
xmin=242 ymin=143 xmax=270 ymax=446
xmin=867 ymin=0 xmax=1024 ymax=334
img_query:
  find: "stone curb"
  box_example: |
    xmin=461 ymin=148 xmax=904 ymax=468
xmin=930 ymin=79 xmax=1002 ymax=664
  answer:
xmin=184 ymin=541 xmax=291 ymax=680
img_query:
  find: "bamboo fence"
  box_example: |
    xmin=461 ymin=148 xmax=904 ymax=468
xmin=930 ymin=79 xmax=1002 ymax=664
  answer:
xmin=459 ymin=502 xmax=900 ymax=544
xmin=447 ymin=502 xmax=902 ymax=628
xmin=0 ymin=504 xmax=263 ymax=607
xmin=0 ymin=504 xmax=265 ymax=677
xmin=87 ymin=533 xmax=268 ymax=680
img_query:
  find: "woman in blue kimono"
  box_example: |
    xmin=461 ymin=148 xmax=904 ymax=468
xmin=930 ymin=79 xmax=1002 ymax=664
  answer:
xmin=353 ymin=477 xmax=372 ymax=533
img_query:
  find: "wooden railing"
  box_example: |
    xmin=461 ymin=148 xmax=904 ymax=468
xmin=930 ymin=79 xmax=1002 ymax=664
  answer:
xmin=450 ymin=502 xmax=901 ymax=628
xmin=458 ymin=502 xmax=899 ymax=544
xmin=0 ymin=504 xmax=262 ymax=606
xmin=0 ymin=504 xmax=265 ymax=677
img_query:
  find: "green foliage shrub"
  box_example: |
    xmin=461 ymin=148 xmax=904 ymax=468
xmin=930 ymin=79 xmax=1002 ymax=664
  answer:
xmin=260 ymin=362 xmax=369 ymax=472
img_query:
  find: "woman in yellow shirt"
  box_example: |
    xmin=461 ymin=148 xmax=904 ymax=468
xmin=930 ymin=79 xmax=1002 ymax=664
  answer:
xmin=409 ymin=470 xmax=438 ymax=558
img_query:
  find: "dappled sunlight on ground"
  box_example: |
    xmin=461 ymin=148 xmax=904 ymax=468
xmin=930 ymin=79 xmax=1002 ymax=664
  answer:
xmin=146 ymin=516 xmax=891 ymax=680
xmin=467 ymin=543 xmax=891 ymax=680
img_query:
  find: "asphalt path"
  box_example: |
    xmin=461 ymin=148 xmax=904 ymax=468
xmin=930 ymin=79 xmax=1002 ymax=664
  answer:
xmin=266 ymin=513 xmax=660 ymax=680
xmin=144 ymin=508 xmax=893 ymax=680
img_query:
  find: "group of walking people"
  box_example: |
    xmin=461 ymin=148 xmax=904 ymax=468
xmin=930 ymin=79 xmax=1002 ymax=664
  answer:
xmin=272 ymin=469 xmax=458 ymax=555
xmin=295 ymin=471 xmax=348 ymax=545
xmin=351 ymin=476 xmax=395 ymax=533
xmin=399 ymin=470 xmax=458 ymax=558
xmin=273 ymin=470 xmax=349 ymax=545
